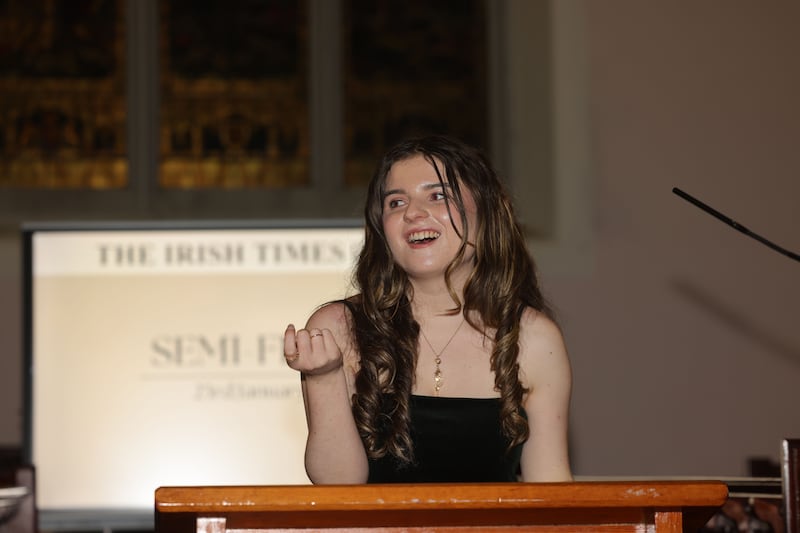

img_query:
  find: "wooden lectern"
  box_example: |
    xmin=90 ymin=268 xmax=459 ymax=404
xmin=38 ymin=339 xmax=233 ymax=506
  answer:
xmin=155 ymin=481 xmax=728 ymax=532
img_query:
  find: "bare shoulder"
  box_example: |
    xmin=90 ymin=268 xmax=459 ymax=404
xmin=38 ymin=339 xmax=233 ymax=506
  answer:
xmin=518 ymin=307 xmax=571 ymax=389
xmin=306 ymin=300 xmax=351 ymax=332
xmin=519 ymin=307 xmax=566 ymax=352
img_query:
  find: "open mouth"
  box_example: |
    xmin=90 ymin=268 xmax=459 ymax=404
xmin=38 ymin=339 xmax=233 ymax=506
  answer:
xmin=407 ymin=230 xmax=440 ymax=244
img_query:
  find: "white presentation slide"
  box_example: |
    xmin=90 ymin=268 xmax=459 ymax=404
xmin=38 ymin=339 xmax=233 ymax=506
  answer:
xmin=29 ymin=225 xmax=363 ymax=510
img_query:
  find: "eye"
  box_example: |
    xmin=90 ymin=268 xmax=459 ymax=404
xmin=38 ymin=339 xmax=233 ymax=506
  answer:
xmin=430 ymin=186 xmax=455 ymax=203
xmin=385 ymin=197 xmax=406 ymax=209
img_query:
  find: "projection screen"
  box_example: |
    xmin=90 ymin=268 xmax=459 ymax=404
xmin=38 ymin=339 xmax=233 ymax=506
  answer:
xmin=22 ymin=220 xmax=363 ymax=530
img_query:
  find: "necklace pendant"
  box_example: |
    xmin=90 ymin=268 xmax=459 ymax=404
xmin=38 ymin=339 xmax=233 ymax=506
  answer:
xmin=421 ymin=317 xmax=465 ymax=397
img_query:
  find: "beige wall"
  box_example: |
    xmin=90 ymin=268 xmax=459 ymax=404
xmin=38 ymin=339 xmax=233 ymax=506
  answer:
xmin=546 ymin=1 xmax=800 ymax=476
xmin=0 ymin=1 xmax=798 ymax=478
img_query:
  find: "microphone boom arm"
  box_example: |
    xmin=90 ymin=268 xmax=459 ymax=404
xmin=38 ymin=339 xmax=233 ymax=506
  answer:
xmin=672 ymin=187 xmax=800 ymax=263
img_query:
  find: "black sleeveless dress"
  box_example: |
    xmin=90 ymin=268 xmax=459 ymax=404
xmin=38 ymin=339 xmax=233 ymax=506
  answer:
xmin=367 ymin=395 xmax=525 ymax=483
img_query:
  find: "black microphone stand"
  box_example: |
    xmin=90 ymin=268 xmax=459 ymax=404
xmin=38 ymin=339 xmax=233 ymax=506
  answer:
xmin=672 ymin=187 xmax=800 ymax=263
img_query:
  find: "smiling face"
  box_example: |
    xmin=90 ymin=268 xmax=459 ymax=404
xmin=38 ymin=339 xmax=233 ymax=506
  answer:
xmin=381 ymin=155 xmax=477 ymax=283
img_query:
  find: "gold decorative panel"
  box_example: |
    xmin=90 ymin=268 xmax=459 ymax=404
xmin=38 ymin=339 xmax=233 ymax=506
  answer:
xmin=0 ymin=0 xmax=127 ymax=189
xmin=343 ymin=0 xmax=488 ymax=186
xmin=159 ymin=0 xmax=309 ymax=189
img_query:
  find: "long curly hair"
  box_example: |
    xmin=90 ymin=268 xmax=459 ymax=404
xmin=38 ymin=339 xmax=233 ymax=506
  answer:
xmin=348 ymin=135 xmax=554 ymax=464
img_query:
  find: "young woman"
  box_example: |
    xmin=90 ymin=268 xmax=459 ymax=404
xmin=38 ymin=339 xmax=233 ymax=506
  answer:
xmin=284 ymin=135 xmax=572 ymax=483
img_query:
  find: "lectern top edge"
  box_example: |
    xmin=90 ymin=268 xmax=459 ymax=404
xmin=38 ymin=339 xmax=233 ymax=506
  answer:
xmin=155 ymin=480 xmax=729 ymax=514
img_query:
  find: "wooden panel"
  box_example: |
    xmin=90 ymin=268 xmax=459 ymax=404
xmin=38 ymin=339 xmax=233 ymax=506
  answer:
xmin=228 ymin=527 xmax=650 ymax=533
xmin=157 ymin=481 xmax=728 ymax=512
xmin=156 ymin=481 xmax=728 ymax=532
xmin=654 ymin=510 xmax=682 ymax=533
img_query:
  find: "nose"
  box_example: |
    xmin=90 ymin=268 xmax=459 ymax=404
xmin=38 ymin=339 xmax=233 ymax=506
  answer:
xmin=403 ymin=198 xmax=429 ymax=221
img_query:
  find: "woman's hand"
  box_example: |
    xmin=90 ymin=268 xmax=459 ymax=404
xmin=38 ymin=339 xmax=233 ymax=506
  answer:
xmin=284 ymin=311 xmax=369 ymax=483
xmin=284 ymin=324 xmax=344 ymax=377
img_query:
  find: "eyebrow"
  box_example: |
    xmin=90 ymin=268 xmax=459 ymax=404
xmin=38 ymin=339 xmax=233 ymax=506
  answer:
xmin=382 ymin=182 xmax=451 ymax=199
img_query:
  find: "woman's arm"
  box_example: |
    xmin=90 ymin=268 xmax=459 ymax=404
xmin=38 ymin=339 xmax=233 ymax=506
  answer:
xmin=284 ymin=302 xmax=369 ymax=483
xmin=517 ymin=309 xmax=573 ymax=482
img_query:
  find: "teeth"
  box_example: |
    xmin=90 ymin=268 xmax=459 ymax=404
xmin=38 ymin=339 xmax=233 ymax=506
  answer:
xmin=408 ymin=231 xmax=440 ymax=243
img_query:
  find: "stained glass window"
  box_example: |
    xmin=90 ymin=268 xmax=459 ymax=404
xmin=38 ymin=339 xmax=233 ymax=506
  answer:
xmin=159 ymin=0 xmax=309 ymax=189
xmin=0 ymin=0 xmax=127 ymax=189
xmin=0 ymin=0 xmax=537 ymax=226
xmin=343 ymin=0 xmax=488 ymax=186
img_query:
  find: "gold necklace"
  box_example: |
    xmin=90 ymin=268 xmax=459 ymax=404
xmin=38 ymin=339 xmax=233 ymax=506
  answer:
xmin=419 ymin=318 xmax=465 ymax=396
